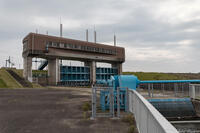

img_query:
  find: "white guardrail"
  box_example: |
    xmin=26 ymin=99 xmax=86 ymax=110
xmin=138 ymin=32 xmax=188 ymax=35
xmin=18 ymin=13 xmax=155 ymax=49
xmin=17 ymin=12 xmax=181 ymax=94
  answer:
xmin=189 ymin=84 xmax=200 ymax=99
xmin=129 ymin=89 xmax=179 ymax=133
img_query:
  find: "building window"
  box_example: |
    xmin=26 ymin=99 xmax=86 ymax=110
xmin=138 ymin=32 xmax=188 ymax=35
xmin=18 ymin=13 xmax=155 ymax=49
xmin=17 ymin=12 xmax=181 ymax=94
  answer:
xmin=87 ymin=46 xmax=92 ymax=51
xmin=44 ymin=41 xmax=116 ymax=55
xmin=74 ymin=44 xmax=78 ymax=49
xmin=60 ymin=43 xmax=64 ymax=48
xmin=46 ymin=41 xmax=52 ymax=46
xmin=96 ymin=48 xmax=99 ymax=52
xmin=53 ymin=42 xmax=57 ymax=47
xmin=91 ymin=47 xmax=95 ymax=52
xmin=81 ymin=46 xmax=85 ymax=50
xmin=102 ymin=48 xmax=105 ymax=53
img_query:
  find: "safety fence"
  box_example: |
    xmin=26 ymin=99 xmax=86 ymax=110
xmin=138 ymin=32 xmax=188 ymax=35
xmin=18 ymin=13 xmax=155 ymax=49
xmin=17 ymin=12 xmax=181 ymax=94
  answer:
xmin=91 ymin=87 xmax=115 ymax=118
xmin=138 ymin=82 xmax=190 ymax=98
xmin=91 ymin=87 xmax=128 ymax=118
xmin=128 ymin=89 xmax=179 ymax=133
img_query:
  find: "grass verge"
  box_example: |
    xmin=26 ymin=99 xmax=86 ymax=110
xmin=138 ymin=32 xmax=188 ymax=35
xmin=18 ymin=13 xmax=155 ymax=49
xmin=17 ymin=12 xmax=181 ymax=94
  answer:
xmin=0 ymin=78 xmax=8 ymax=88
xmin=122 ymin=113 xmax=138 ymax=133
xmin=82 ymin=101 xmax=91 ymax=119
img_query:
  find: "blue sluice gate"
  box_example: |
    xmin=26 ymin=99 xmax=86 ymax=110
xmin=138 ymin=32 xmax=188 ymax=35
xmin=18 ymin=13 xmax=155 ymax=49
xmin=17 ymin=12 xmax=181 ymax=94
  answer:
xmin=60 ymin=65 xmax=118 ymax=83
xmin=148 ymin=98 xmax=196 ymax=118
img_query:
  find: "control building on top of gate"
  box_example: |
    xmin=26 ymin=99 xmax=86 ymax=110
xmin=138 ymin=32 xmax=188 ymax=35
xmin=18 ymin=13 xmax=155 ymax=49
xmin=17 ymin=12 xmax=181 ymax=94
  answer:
xmin=22 ymin=33 xmax=125 ymax=85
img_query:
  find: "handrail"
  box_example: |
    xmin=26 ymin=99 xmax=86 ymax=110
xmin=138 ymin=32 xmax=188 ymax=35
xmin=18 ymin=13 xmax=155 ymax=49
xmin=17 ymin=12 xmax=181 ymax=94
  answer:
xmin=129 ymin=89 xmax=179 ymax=133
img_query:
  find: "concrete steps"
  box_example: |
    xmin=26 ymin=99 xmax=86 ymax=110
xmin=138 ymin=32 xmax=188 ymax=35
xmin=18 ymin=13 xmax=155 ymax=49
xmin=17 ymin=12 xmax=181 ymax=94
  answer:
xmin=0 ymin=68 xmax=22 ymax=88
xmin=6 ymin=69 xmax=32 ymax=88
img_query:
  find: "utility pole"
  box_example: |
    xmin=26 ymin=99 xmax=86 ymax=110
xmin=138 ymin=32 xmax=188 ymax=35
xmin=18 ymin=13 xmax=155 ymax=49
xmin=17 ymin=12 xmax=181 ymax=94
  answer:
xmin=86 ymin=29 xmax=88 ymax=42
xmin=114 ymin=34 xmax=116 ymax=46
xmin=60 ymin=17 xmax=63 ymax=65
xmin=94 ymin=26 xmax=96 ymax=43
xmin=60 ymin=17 xmax=63 ymax=37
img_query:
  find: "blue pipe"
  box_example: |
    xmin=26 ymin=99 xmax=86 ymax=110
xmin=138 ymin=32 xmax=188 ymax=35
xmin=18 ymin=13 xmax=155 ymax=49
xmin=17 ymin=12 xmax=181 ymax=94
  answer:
xmin=139 ymin=79 xmax=200 ymax=84
xmin=148 ymin=98 xmax=191 ymax=102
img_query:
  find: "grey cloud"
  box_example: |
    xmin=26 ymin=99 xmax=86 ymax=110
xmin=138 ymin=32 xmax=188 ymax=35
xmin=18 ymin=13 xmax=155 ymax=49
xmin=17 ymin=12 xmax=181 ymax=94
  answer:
xmin=1 ymin=0 xmax=200 ymax=72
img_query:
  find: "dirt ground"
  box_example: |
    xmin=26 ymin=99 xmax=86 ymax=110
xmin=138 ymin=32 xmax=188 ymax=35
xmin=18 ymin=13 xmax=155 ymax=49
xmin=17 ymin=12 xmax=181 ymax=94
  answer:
xmin=0 ymin=87 xmax=130 ymax=133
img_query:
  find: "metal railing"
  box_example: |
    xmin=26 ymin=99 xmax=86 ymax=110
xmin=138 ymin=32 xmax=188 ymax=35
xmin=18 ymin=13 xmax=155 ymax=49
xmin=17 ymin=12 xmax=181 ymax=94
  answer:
xmin=138 ymin=82 xmax=190 ymax=98
xmin=129 ymin=89 xmax=178 ymax=133
xmin=91 ymin=86 xmax=129 ymax=118
xmin=189 ymin=84 xmax=200 ymax=99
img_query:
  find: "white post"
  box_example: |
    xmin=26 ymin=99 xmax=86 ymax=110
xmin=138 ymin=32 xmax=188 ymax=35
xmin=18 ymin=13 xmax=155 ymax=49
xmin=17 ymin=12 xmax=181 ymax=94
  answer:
xmin=117 ymin=87 xmax=120 ymax=117
xmin=190 ymin=85 xmax=195 ymax=99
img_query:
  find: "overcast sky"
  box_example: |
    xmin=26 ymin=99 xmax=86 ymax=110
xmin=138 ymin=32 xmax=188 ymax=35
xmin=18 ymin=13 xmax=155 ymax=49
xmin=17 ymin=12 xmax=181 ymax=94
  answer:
xmin=1 ymin=0 xmax=200 ymax=72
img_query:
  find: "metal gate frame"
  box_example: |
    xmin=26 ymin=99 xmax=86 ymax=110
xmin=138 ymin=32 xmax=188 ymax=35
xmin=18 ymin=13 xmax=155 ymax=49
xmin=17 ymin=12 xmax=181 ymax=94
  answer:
xmin=91 ymin=86 xmax=129 ymax=118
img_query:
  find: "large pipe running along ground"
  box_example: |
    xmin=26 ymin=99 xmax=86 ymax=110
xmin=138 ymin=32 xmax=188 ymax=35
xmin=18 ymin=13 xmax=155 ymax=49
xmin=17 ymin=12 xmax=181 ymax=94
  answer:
xmin=111 ymin=75 xmax=200 ymax=90
xmin=139 ymin=79 xmax=200 ymax=84
xmin=95 ymin=75 xmax=200 ymax=89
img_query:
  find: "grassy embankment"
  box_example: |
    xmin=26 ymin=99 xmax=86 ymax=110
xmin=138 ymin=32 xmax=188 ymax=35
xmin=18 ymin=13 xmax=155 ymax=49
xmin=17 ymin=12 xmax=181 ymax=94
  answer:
xmin=2 ymin=68 xmax=200 ymax=88
xmin=0 ymin=68 xmax=22 ymax=88
xmin=123 ymin=72 xmax=200 ymax=80
xmin=12 ymin=69 xmax=43 ymax=88
xmin=0 ymin=68 xmax=43 ymax=88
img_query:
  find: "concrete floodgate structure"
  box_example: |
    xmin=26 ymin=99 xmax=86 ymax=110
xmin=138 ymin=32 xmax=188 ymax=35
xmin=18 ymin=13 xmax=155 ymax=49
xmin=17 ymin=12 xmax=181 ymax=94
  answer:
xmin=21 ymin=33 xmax=200 ymax=133
xmin=22 ymin=33 xmax=125 ymax=86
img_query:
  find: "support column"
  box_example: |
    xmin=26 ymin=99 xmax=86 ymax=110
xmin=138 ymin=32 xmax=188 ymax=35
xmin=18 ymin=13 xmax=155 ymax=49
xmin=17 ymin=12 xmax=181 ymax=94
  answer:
xmin=85 ymin=61 xmax=96 ymax=85
xmin=112 ymin=63 xmax=122 ymax=75
xmin=23 ymin=56 xmax=32 ymax=82
xmin=48 ymin=58 xmax=60 ymax=85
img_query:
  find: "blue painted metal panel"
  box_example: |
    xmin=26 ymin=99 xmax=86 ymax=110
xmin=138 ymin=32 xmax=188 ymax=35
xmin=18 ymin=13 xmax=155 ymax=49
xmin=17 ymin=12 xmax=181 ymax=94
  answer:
xmin=60 ymin=66 xmax=118 ymax=82
xmin=112 ymin=75 xmax=119 ymax=90
xmin=60 ymin=66 xmax=90 ymax=82
xmin=100 ymin=89 xmax=126 ymax=110
xmin=118 ymin=75 xmax=138 ymax=90
xmin=96 ymin=67 xmax=118 ymax=81
xmin=148 ymin=98 xmax=190 ymax=102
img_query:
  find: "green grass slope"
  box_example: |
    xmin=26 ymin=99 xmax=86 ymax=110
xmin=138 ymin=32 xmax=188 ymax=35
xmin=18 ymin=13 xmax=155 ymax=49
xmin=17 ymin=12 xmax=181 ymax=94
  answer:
xmin=0 ymin=79 xmax=8 ymax=88
xmin=12 ymin=69 xmax=43 ymax=88
xmin=13 ymin=69 xmax=23 ymax=77
xmin=0 ymin=68 xmax=22 ymax=88
xmin=0 ymin=68 xmax=44 ymax=89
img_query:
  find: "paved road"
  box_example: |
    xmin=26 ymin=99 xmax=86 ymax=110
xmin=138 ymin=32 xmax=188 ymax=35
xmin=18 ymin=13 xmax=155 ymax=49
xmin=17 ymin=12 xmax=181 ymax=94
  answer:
xmin=0 ymin=88 xmax=129 ymax=133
